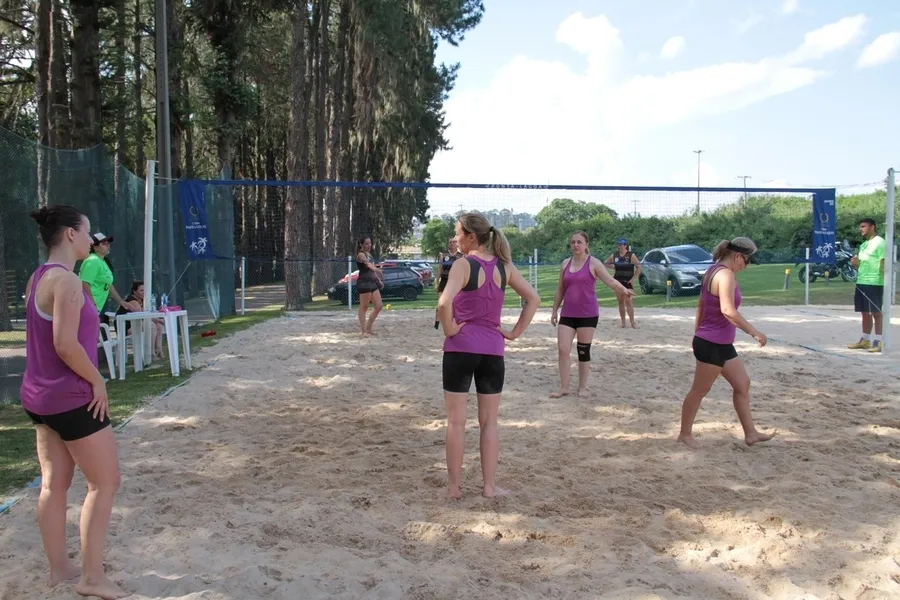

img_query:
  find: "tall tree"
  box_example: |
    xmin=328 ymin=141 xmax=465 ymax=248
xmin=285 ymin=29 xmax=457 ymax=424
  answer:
xmin=284 ymin=0 xmax=312 ymax=309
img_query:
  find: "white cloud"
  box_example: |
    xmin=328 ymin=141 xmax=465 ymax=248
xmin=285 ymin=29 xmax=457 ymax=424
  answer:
xmin=782 ymin=0 xmax=799 ymax=15
xmin=735 ymin=14 xmax=765 ymax=34
xmin=856 ymin=32 xmax=900 ymax=68
xmin=428 ymin=13 xmax=866 ymax=215
xmin=785 ymin=14 xmax=866 ymax=63
xmin=659 ymin=36 xmax=686 ymax=60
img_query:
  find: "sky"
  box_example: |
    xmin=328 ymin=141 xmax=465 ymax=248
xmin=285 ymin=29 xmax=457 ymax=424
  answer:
xmin=426 ymin=0 xmax=900 ymax=218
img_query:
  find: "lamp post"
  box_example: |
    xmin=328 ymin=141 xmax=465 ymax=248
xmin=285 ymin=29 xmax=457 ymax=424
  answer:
xmin=693 ymin=150 xmax=703 ymax=212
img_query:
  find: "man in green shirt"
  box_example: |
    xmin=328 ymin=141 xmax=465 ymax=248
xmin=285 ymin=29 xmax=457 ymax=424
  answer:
xmin=848 ymin=218 xmax=885 ymax=353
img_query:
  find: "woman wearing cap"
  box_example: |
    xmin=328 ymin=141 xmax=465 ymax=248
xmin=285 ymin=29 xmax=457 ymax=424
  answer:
xmin=78 ymin=233 xmax=130 ymax=321
xmin=604 ymin=238 xmax=641 ymax=328
xmin=677 ymin=237 xmax=775 ymax=449
xmin=550 ymin=231 xmax=634 ymax=398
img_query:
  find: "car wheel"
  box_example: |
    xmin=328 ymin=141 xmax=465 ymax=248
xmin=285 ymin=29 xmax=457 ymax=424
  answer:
xmin=667 ymin=277 xmax=681 ymax=296
xmin=639 ymin=275 xmax=652 ymax=294
xmin=402 ymin=286 xmax=418 ymax=301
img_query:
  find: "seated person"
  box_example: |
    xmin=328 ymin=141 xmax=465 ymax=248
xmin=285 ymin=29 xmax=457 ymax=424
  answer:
xmin=115 ymin=280 xmax=165 ymax=359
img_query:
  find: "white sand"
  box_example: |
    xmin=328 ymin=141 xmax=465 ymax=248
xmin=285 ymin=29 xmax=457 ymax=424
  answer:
xmin=1 ymin=306 xmax=899 ymax=600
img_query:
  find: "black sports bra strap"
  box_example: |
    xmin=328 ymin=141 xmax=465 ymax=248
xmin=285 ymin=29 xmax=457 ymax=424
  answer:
xmin=461 ymin=257 xmax=507 ymax=291
xmin=462 ymin=257 xmax=481 ymax=291
xmin=704 ymin=263 xmax=725 ymax=294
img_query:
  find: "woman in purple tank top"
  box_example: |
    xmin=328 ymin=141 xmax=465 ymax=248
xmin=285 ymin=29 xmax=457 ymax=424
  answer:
xmin=437 ymin=212 xmax=540 ymax=499
xmin=677 ymin=237 xmax=775 ymax=450
xmin=20 ymin=206 xmax=128 ymax=599
xmin=549 ymin=231 xmax=634 ymax=398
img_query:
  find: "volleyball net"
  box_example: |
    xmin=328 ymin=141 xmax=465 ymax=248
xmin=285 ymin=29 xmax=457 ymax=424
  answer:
xmin=153 ymin=177 xmax=895 ymax=320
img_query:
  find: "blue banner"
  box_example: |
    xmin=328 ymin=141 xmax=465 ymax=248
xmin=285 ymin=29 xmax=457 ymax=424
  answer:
xmin=812 ymin=189 xmax=836 ymax=262
xmin=177 ymin=180 xmax=214 ymax=260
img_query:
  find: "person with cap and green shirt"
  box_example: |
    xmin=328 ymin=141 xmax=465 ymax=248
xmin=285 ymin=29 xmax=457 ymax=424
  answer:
xmin=79 ymin=232 xmax=132 ymax=323
xmin=848 ymin=218 xmax=886 ymax=353
xmin=603 ymin=237 xmax=641 ymax=328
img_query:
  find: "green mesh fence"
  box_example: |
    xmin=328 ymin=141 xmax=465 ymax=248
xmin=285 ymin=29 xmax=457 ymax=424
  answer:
xmin=0 ymin=128 xmax=242 ymax=404
xmin=0 ymin=126 xmax=147 ymax=403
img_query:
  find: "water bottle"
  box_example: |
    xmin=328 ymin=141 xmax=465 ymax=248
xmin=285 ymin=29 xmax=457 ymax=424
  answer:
xmin=161 ymin=294 xmax=168 ymax=310
xmin=150 ymin=293 xmax=157 ymax=311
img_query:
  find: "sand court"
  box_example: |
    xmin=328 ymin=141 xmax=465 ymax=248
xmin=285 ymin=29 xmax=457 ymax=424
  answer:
xmin=1 ymin=307 xmax=899 ymax=599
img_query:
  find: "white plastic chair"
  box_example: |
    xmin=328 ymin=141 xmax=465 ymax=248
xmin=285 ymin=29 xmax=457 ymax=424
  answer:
xmin=97 ymin=324 xmax=117 ymax=379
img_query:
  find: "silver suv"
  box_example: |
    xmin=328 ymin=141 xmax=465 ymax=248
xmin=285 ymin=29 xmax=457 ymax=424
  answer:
xmin=639 ymin=244 xmax=713 ymax=295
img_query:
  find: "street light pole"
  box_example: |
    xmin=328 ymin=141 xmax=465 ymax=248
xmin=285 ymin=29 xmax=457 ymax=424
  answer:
xmin=737 ymin=175 xmax=751 ymax=201
xmin=693 ymin=150 xmax=703 ymax=212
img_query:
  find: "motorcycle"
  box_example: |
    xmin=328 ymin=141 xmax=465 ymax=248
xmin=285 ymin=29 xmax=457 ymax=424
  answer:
xmin=796 ymin=240 xmax=857 ymax=283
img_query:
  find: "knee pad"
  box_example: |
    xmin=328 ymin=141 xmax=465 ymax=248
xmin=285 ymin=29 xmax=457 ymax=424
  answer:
xmin=576 ymin=342 xmax=591 ymax=362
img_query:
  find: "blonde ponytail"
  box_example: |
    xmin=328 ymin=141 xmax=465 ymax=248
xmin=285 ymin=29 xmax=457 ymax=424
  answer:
xmin=491 ymin=227 xmax=512 ymax=265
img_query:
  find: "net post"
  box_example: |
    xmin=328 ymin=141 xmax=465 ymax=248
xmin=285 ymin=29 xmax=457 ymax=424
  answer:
xmin=142 ymin=160 xmax=156 ymax=314
xmin=142 ymin=160 xmax=157 ymax=365
xmin=347 ymin=255 xmax=353 ymax=311
xmin=882 ymin=168 xmax=895 ymax=353
xmin=533 ymin=248 xmax=538 ymax=290
xmin=804 ymin=247 xmax=810 ymax=305
xmin=240 ymin=256 xmax=246 ymax=315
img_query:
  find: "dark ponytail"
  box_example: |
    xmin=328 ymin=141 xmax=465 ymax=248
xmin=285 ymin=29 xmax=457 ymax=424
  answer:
xmin=30 ymin=205 xmax=85 ymax=248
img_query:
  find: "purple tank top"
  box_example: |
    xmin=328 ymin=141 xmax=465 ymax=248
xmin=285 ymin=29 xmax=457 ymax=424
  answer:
xmin=695 ymin=264 xmax=742 ymax=345
xmin=20 ymin=263 xmax=99 ymax=415
xmin=560 ymin=257 xmax=599 ymax=318
xmin=442 ymin=255 xmax=506 ymax=357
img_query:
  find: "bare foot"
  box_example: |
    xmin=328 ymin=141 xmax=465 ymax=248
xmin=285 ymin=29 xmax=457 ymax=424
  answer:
xmin=76 ymin=574 xmax=130 ymax=599
xmin=445 ymin=486 xmax=461 ymax=500
xmin=620 ymin=321 xmax=626 ymax=328
xmin=482 ymin=485 xmax=510 ymax=498
xmin=630 ymin=321 xmax=637 ymax=329
xmin=745 ymin=430 xmax=776 ymax=446
xmin=549 ymin=390 xmax=569 ymax=398
xmin=677 ymin=434 xmax=700 ymax=449
xmin=49 ymin=563 xmax=81 ymax=587
xmin=576 ymin=388 xmax=589 ymax=397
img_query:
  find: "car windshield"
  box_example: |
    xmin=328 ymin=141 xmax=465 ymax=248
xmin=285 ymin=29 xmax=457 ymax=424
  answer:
xmin=667 ymin=247 xmax=712 ymax=264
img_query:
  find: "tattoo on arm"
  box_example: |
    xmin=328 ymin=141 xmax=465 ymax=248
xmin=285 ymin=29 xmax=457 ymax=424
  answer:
xmin=70 ymin=289 xmax=80 ymax=302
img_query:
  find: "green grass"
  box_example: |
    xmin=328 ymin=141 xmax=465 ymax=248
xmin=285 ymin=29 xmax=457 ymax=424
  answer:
xmin=0 ymin=308 xmax=283 ymax=499
xmin=300 ymin=263 xmax=857 ymax=312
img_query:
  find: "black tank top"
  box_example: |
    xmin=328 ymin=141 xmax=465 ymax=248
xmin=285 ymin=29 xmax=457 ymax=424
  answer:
xmin=440 ymin=252 xmax=462 ymax=279
xmin=613 ymin=251 xmax=635 ymax=281
xmin=357 ymin=253 xmax=374 ymax=276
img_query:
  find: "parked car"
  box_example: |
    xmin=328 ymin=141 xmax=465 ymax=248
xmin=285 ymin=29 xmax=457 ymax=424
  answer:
xmin=639 ymin=244 xmax=714 ymax=295
xmin=378 ymin=260 xmax=434 ymax=286
xmin=327 ymin=266 xmax=424 ymax=304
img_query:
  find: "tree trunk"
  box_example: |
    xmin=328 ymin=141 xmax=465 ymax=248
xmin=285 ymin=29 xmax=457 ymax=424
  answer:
xmin=327 ymin=0 xmax=348 ymax=278
xmin=36 ymin=0 xmax=51 ymax=148
xmin=284 ymin=5 xmax=312 ymax=309
xmin=312 ymin=0 xmax=331 ymax=294
xmin=335 ymin=5 xmax=353 ymax=262
xmin=133 ymin=0 xmax=144 ymax=177
xmin=183 ymin=78 xmax=194 ymax=177
xmin=115 ymin=0 xmax=127 ymax=167
xmin=168 ymin=0 xmax=184 ymax=178
xmin=70 ymin=0 xmax=102 ymax=148
xmin=49 ymin=0 xmax=69 ymax=148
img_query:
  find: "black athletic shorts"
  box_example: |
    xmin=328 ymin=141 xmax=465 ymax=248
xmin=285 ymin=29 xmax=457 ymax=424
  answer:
xmin=854 ymin=284 xmax=883 ymax=313
xmin=442 ymin=352 xmax=505 ymax=395
xmin=692 ymin=336 xmax=738 ymax=368
xmin=437 ymin=276 xmax=448 ymax=293
xmin=24 ymin=402 xmax=110 ymax=442
xmin=615 ymin=279 xmax=634 ymax=290
xmin=558 ymin=315 xmax=599 ymax=330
